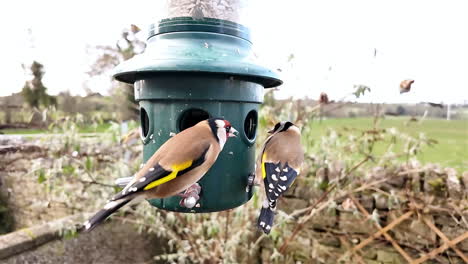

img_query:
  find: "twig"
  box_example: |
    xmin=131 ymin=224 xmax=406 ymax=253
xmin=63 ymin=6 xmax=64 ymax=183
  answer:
xmin=113 ymin=215 xmax=182 ymax=243
xmin=411 ymin=232 xmax=468 ymax=264
xmin=278 ymin=156 xmax=371 ymax=253
xmin=173 ymin=213 xmax=203 ymax=260
xmin=339 ymin=236 xmax=366 ymax=264
xmin=348 ymin=194 xmax=415 ymax=263
xmin=278 ymin=183 xmax=337 ymax=253
xmin=77 ymin=179 xmax=115 ymax=188
xmin=224 ymin=210 xmax=230 ymax=245
xmin=422 ymin=216 xmax=468 ymax=262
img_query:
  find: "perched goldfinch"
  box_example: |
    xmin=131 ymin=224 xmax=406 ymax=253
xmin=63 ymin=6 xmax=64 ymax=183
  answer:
xmin=83 ymin=118 xmax=238 ymax=232
xmin=255 ymin=121 xmax=304 ymax=234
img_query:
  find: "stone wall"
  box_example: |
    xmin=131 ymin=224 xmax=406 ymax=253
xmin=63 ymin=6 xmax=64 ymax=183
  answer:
xmin=266 ymin=164 xmax=468 ymax=263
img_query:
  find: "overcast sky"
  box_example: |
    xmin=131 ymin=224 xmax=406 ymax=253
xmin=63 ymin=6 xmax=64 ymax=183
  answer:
xmin=1 ymin=0 xmax=467 ymax=104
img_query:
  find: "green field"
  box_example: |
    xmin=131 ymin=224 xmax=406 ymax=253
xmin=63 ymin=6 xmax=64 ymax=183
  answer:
xmin=306 ymin=117 xmax=468 ymax=171
xmin=2 ymin=118 xmax=467 ymax=171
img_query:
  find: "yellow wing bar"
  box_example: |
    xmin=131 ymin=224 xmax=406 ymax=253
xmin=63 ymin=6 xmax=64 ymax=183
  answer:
xmin=261 ymin=153 xmax=267 ymax=179
xmin=143 ymin=160 xmax=193 ymax=190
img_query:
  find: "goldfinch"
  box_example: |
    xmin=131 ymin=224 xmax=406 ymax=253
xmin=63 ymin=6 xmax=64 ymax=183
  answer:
xmin=83 ymin=118 xmax=238 ymax=232
xmin=255 ymin=121 xmax=304 ymax=234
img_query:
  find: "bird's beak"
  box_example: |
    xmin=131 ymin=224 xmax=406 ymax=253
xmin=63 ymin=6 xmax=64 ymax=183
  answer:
xmin=228 ymin=127 xmax=238 ymax=138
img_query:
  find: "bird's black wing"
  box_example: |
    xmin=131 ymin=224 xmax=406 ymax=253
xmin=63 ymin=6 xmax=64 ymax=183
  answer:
xmin=111 ymin=147 xmax=210 ymax=201
xmin=263 ymin=162 xmax=298 ymax=209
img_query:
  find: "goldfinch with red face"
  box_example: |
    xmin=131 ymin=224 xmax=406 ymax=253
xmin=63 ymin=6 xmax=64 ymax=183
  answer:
xmin=83 ymin=118 xmax=238 ymax=232
xmin=255 ymin=121 xmax=304 ymax=234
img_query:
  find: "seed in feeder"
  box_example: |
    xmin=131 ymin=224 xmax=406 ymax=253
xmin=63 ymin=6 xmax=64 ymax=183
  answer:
xmin=204 ymin=42 xmax=209 ymax=48
xmin=169 ymin=132 xmax=176 ymax=137
xmin=150 ymin=134 xmax=154 ymax=139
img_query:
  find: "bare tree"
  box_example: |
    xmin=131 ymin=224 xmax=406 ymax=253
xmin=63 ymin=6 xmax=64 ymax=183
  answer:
xmin=88 ymin=25 xmax=146 ymax=121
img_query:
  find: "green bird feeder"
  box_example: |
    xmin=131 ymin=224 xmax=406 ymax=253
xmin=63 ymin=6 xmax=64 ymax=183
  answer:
xmin=113 ymin=3 xmax=282 ymax=213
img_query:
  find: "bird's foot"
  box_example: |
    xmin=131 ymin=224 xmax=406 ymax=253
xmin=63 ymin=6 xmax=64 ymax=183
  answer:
xmin=179 ymin=183 xmax=201 ymax=209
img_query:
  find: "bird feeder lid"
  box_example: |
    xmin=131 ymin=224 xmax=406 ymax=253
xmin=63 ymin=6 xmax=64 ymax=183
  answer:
xmin=113 ymin=17 xmax=282 ymax=88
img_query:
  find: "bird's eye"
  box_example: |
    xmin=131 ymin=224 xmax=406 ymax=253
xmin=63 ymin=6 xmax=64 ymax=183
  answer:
xmin=225 ymin=126 xmax=231 ymax=132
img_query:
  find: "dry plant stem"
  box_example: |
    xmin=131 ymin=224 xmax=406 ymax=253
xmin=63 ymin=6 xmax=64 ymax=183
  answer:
xmin=78 ymin=179 xmax=115 ymax=188
xmin=352 ymin=210 xmax=414 ymax=252
xmin=421 ymin=216 xmax=468 ymax=262
xmin=339 ymin=236 xmax=366 ymax=264
xmin=279 ymin=155 xmax=371 ymax=253
xmin=224 ymin=210 xmax=230 ymax=245
xmin=173 ymin=213 xmax=203 ymax=260
xmin=113 ymin=215 xmax=182 ymax=243
xmin=348 ymin=194 xmax=415 ymax=263
xmin=411 ymin=232 xmax=468 ymax=264
xmin=320 ymin=101 xmax=353 ymax=116
xmin=278 ymin=184 xmax=336 ymax=253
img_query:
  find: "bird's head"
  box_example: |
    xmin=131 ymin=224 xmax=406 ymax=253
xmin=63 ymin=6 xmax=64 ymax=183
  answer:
xmin=268 ymin=121 xmax=297 ymax=134
xmin=208 ymin=118 xmax=238 ymax=148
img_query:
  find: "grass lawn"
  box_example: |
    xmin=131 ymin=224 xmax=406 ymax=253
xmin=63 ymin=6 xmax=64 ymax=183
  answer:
xmin=2 ymin=117 xmax=466 ymax=171
xmin=306 ymin=117 xmax=468 ymax=171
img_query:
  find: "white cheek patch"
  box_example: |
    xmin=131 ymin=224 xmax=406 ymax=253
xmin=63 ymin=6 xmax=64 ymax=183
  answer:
xmin=215 ymin=120 xmax=226 ymax=128
xmin=217 ymin=128 xmax=227 ymax=150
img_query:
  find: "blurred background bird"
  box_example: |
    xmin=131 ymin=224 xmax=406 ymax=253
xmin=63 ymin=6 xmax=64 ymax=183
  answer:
xmin=399 ymin=79 xmax=415 ymax=94
xmin=120 ymin=127 xmax=141 ymax=146
xmin=255 ymin=121 xmax=304 ymax=234
xmin=83 ymin=118 xmax=238 ymax=232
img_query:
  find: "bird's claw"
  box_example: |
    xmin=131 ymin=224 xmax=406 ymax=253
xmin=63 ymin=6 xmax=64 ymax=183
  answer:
xmin=179 ymin=183 xmax=201 ymax=209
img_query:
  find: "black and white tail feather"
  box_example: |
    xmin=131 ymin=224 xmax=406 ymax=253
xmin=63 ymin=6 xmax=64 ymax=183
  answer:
xmin=257 ymin=162 xmax=298 ymax=234
xmin=82 ymin=163 xmax=172 ymax=232
xmin=83 ymin=197 xmax=132 ymax=232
